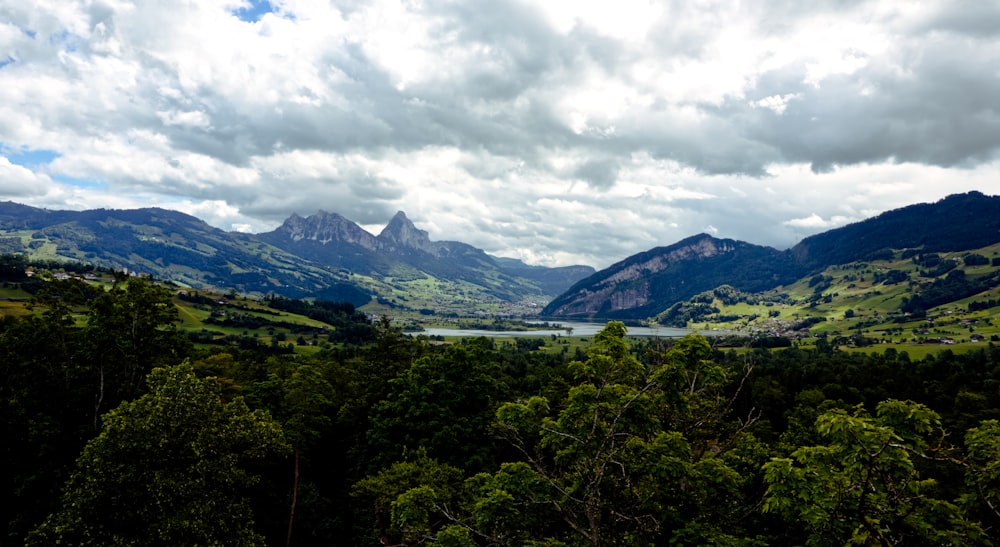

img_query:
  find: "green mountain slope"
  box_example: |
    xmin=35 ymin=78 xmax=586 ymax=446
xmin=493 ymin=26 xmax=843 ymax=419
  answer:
xmin=0 ymin=203 xmax=594 ymax=313
xmin=544 ymin=192 xmax=1000 ymax=321
xmin=792 ymin=191 xmax=1000 ymax=267
xmin=658 ymin=243 xmax=1000 ymax=352
xmin=542 ymin=233 xmax=805 ymax=319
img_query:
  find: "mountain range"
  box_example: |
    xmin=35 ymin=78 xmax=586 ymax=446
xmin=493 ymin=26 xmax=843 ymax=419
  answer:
xmin=0 ymin=202 xmax=594 ymax=309
xmin=543 ymin=191 xmax=1000 ymax=319
xmin=2 ymin=191 xmax=999 ymax=320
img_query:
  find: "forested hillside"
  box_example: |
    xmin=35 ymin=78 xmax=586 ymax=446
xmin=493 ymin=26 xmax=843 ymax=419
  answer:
xmin=546 ymin=191 xmax=1000 ymax=321
xmin=0 ymin=202 xmax=595 ymax=313
xmin=792 ymin=191 xmax=1000 ymax=267
xmin=4 ymin=273 xmax=1000 ymax=545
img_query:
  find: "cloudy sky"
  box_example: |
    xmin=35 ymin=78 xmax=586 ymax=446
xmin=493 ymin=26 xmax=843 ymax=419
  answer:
xmin=1 ymin=0 xmax=999 ymax=268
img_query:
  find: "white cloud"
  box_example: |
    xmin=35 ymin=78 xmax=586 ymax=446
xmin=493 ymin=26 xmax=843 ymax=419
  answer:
xmin=533 ymin=0 xmax=662 ymax=40
xmin=750 ymin=94 xmax=800 ymax=115
xmin=0 ymin=0 xmax=999 ymax=270
xmin=783 ymin=213 xmax=854 ymax=229
xmin=0 ymin=157 xmax=53 ymax=196
xmin=157 ymin=110 xmax=211 ymax=129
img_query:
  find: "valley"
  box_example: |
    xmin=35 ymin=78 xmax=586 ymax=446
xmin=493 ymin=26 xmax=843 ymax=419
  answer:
xmin=3 ymin=191 xmax=1000 ymax=359
xmin=6 ymin=193 xmax=1000 ymax=545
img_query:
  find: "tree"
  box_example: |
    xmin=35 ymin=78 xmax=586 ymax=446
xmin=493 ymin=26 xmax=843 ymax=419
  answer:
xmin=84 ymin=277 xmax=189 ymax=426
xmin=964 ymin=420 xmax=1000 ymax=532
xmin=763 ymin=399 xmax=984 ymax=545
xmin=0 ymin=253 xmax=27 ymax=280
xmin=352 ymin=451 xmax=466 ymax=545
xmin=277 ymin=363 xmax=336 ymax=547
xmin=28 ymin=363 xmax=290 ymax=546
xmin=2 ymin=279 xmax=100 ymax=542
xmin=376 ymin=325 xmax=760 ymax=545
xmin=366 ymin=340 xmax=504 ymax=473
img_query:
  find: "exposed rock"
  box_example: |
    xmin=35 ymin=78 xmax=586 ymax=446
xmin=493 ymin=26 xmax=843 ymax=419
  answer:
xmin=376 ymin=211 xmax=438 ymax=255
xmin=273 ymin=210 xmax=378 ymax=251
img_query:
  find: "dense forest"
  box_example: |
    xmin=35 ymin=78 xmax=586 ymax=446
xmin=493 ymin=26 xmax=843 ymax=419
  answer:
xmin=4 ymin=274 xmax=1000 ymax=545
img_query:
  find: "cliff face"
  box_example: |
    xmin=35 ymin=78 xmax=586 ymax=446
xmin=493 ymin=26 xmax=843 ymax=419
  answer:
xmin=542 ymin=234 xmax=802 ymax=319
xmin=274 ymin=209 xmax=453 ymax=257
xmin=376 ymin=211 xmax=439 ymax=255
xmin=258 ymin=209 xmax=595 ymax=299
xmin=273 ymin=211 xmax=379 ymax=251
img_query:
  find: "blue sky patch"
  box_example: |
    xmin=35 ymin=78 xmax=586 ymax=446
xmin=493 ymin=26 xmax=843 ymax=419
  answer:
xmin=234 ymin=0 xmax=272 ymax=22
xmin=52 ymin=174 xmax=107 ymax=190
xmin=6 ymin=148 xmax=60 ymax=167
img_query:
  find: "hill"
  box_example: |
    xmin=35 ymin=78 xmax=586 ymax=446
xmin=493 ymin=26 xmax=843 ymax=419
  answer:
xmin=543 ymin=191 xmax=1000 ymax=321
xmin=791 ymin=191 xmax=1000 ymax=267
xmin=650 ymin=242 xmax=1000 ymax=354
xmin=543 ymin=234 xmax=804 ymax=319
xmin=0 ymin=203 xmax=595 ymax=314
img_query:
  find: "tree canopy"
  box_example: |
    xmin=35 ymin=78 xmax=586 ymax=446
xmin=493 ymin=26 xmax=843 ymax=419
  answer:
xmin=28 ymin=363 xmax=289 ymax=546
xmin=4 ymin=281 xmax=1000 ymax=545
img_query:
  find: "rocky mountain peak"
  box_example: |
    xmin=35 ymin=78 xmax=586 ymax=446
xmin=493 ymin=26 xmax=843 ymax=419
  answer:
xmin=377 ymin=211 xmax=437 ymax=254
xmin=275 ymin=210 xmax=377 ymax=250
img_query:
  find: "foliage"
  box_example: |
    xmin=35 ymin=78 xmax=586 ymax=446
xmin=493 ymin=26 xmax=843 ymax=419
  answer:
xmin=763 ymin=400 xmax=983 ymax=545
xmin=27 ymin=363 xmax=289 ymax=546
xmin=84 ymin=276 xmax=190 ymax=422
xmin=352 ymin=452 xmax=466 ymax=545
xmin=794 ymin=191 xmax=1000 ymax=267
xmin=965 ymin=253 xmax=991 ymax=266
xmin=902 ymin=269 xmax=1000 ymax=313
xmin=964 ymin=420 xmax=1000 ymax=529
xmin=0 ymin=253 xmax=27 ymax=280
xmin=366 ymin=339 xmax=506 ymax=472
xmin=367 ymin=324 xmax=763 ymax=545
xmin=10 ymin=271 xmax=1000 ymax=547
xmin=657 ymin=300 xmax=720 ymax=327
xmin=873 ymin=268 xmax=909 ymax=285
xmin=266 ymin=295 xmax=375 ymax=343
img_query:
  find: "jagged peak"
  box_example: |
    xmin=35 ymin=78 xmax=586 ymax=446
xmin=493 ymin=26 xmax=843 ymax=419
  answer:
xmin=271 ymin=209 xmax=377 ymax=248
xmin=377 ymin=210 xmax=437 ymax=253
xmin=380 ymin=210 xmax=420 ymax=236
xmin=381 ymin=210 xmax=416 ymax=230
xmin=302 ymin=210 xmax=350 ymax=221
xmin=280 ymin=210 xmax=362 ymax=230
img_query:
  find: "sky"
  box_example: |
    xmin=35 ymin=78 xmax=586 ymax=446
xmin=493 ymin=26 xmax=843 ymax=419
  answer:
xmin=1 ymin=1 xmax=999 ymax=269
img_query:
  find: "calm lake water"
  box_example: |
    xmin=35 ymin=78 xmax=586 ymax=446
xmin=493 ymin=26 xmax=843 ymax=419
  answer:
xmin=413 ymin=321 xmax=698 ymax=338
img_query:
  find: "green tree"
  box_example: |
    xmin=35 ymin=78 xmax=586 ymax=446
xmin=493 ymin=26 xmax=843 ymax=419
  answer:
xmin=277 ymin=363 xmax=336 ymax=547
xmin=84 ymin=277 xmax=189 ymax=426
xmin=964 ymin=419 xmax=1000 ymax=533
xmin=28 ymin=363 xmax=290 ymax=546
xmin=2 ymin=279 xmax=100 ymax=542
xmin=366 ymin=340 xmax=504 ymax=473
xmin=763 ymin=399 xmax=983 ymax=545
xmin=337 ymin=316 xmax=420 ymax=467
xmin=353 ymin=451 xmax=466 ymax=545
xmin=378 ymin=325 xmax=759 ymax=545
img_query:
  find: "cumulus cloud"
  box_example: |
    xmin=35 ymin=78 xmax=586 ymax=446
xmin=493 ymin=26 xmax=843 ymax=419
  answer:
xmin=0 ymin=0 xmax=999 ymax=268
xmin=0 ymin=157 xmax=53 ymax=196
xmin=783 ymin=213 xmax=855 ymax=229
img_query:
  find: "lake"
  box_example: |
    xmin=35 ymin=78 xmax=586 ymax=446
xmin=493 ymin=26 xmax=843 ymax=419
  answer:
xmin=412 ymin=321 xmax=702 ymax=338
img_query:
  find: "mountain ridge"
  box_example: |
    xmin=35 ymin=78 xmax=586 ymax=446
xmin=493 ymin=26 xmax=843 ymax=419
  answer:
xmin=543 ymin=233 xmax=804 ymax=319
xmin=0 ymin=202 xmax=596 ymax=311
xmin=543 ymin=191 xmax=1000 ymax=320
xmin=4 ymin=191 xmax=999 ymax=320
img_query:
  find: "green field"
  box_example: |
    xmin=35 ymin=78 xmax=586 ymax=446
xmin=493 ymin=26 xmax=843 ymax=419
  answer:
xmin=651 ymin=243 xmax=1000 ymax=357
